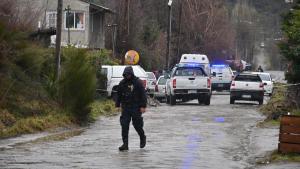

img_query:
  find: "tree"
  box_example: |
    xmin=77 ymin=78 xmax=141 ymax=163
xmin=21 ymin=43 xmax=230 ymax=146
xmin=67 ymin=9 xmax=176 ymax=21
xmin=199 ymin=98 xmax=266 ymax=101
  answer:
xmin=279 ymin=2 xmax=300 ymax=83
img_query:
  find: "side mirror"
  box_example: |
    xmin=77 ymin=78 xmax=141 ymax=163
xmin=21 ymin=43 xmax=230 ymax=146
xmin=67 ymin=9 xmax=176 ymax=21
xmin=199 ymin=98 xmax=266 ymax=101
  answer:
xmin=264 ymin=82 xmax=268 ymax=86
xmin=212 ymin=72 xmax=216 ymax=77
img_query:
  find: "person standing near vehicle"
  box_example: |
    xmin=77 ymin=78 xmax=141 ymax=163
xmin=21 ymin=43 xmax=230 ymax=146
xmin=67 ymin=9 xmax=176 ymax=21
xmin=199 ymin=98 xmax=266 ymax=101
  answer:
xmin=257 ymin=65 xmax=264 ymax=72
xmin=115 ymin=66 xmax=147 ymax=151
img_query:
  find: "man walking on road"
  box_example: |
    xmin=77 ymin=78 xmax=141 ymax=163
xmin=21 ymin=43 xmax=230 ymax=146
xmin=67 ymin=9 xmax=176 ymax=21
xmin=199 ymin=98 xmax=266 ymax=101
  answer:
xmin=115 ymin=66 xmax=147 ymax=151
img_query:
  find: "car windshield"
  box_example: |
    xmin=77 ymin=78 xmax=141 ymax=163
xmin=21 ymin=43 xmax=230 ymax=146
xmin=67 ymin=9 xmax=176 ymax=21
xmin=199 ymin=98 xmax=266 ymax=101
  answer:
xmin=147 ymin=72 xmax=156 ymax=80
xmin=211 ymin=67 xmax=231 ymax=75
xmin=259 ymin=74 xmax=271 ymax=81
xmin=174 ymin=67 xmax=205 ymax=77
xmin=235 ymin=75 xmax=261 ymax=82
xmin=158 ymin=77 xmax=167 ymax=85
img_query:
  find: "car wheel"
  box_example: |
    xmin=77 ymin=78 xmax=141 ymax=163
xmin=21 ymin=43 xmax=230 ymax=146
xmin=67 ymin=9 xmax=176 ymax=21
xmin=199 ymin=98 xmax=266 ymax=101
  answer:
xmin=198 ymin=97 xmax=203 ymax=104
xmin=259 ymin=99 xmax=263 ymax=105
xmin=170 ymin=95 xmax=176 ymax=105
xmin=204 ymin=96 xmax=210 ymax=106
xmin=269 ymin=93 xmax=272 ymax=97
xmin=230 ymin=97 xmax=235 ymax=104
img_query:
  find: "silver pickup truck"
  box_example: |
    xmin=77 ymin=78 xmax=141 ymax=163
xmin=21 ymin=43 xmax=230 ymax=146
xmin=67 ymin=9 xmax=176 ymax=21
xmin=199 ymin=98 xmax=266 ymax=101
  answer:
xmin=165 ymin=63 xmax=212 ymax=105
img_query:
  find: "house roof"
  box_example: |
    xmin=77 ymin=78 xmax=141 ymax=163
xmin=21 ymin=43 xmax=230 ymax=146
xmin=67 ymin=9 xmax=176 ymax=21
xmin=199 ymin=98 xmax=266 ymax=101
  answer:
xmin=79 ymin=0 xmax=115 ymax=13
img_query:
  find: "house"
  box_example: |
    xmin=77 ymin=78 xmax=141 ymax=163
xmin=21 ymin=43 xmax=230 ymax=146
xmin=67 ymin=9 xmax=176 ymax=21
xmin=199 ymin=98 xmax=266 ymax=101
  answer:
xmin=17 ymin=0 xmax=113 ymax=49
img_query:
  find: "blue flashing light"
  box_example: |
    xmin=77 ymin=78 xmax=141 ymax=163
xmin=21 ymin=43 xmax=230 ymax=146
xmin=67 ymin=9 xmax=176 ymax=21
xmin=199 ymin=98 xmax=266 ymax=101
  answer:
xmin=211 ymin=64 xmax=228 ymax=68
xmin=178 ymin=63 xmax=202 ymax=68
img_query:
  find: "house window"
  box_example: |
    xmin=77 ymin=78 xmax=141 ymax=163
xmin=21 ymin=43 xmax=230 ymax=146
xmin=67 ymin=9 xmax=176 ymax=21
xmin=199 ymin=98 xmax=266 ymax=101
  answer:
xmin=46 ymin=12 xmax=57 ymax=28
xmin=65 ymin=11 xmax=85 ymax=30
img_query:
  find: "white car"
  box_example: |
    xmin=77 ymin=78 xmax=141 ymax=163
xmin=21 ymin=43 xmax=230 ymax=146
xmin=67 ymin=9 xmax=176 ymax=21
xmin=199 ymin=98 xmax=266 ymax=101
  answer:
xmin=165 ymin=63 xmax=212 ymax=105
xmin=230 ymin=73 xmax=265 ymax=105
xmin=252 ymin=72 xmax=274 ymax=96
xmin=154 ymin=76 xmax=167 ymax=102
xmin=146 ymin=72 xmax=157 ymax=95
xmin=101 ymin=65 xmax=148 ymax=100
xmin=211 ymin=65 xmax=234 ymax=91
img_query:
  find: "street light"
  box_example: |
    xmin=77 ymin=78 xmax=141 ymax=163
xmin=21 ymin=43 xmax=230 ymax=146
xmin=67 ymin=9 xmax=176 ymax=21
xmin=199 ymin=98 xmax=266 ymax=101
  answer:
xmin=166 ymin=0 xmax=173 ymax=70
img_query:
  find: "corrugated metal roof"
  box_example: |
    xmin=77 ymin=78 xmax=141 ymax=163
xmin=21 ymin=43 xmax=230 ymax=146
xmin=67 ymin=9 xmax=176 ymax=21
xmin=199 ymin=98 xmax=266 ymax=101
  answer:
xmin=79 ymin=0 xmax=114 ymax=13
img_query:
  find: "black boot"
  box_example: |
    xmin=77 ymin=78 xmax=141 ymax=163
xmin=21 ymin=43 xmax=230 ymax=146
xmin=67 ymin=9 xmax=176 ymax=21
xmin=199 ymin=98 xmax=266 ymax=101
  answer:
xmin=140 ymin=135 xmax=146 ymax=148
xmin=119 ymin=143 xmax=128 ymax=151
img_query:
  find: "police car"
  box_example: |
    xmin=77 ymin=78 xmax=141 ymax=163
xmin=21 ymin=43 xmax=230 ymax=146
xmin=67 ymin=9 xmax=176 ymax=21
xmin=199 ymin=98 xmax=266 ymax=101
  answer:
xmin=165 ymin=63 xmax=212 ymax=105
xmin=211 ymin=64 xmax=234 ymax=91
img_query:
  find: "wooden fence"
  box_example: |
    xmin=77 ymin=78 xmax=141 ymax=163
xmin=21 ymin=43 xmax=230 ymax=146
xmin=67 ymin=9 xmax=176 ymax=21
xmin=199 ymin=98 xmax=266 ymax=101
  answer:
xmin=278 ymin=115 xmax=300 ymax=153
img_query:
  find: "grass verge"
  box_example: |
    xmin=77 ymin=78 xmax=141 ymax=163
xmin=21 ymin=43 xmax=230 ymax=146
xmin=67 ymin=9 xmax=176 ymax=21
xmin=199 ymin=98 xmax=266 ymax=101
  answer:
xmin=270 ymin=151 xmax=300 ymax=163
xmin=257 ymin=150 xmax=300 ymax=164
xmin=0 ymin=112 xmax=75 ymax=139
xmin=89 ymin=99 xmax=118 ymax=122
xmin=0 ymin=99 xmax=118 ymax=139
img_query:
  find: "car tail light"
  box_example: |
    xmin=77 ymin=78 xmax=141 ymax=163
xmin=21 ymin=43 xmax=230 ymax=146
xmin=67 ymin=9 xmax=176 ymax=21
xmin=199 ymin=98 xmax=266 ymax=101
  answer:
xmin=259 ymin=82 xmax=264 ymax=88
xmin=155 ymin=85 xmax=158 ymax=92
xmin=207 ymin=78 xmax=211 ymax=88
xmin=142 ymin=80 xmax=147 ymax=88
xmin=231 ymin=81 xmax=235 ymax=87
xmin=172 ymin=79 xmax=176 ymax=88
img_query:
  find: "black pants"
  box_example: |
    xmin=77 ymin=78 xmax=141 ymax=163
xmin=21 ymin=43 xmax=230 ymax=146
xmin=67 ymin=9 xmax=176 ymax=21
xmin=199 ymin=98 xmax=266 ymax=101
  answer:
xmin=120 ymin=107 xmax=145 ymax=144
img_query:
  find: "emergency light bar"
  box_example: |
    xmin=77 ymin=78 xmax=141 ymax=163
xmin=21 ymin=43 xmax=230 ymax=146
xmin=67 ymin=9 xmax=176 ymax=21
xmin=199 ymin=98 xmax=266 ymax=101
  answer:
xmin=211 ymin=64 xmax=228 ymax=67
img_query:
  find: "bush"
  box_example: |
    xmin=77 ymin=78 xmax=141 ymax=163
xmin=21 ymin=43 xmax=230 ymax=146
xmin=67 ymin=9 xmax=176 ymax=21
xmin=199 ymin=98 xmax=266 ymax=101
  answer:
xmin=0 ymin=109 xmax=16 ymax=127
xmin=60 ymin=48 xmax=96 ymax=120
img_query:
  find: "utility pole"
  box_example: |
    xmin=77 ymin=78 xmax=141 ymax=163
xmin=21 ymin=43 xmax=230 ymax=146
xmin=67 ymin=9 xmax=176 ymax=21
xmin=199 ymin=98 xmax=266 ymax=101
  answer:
xmin=176 ymin=0 xmax=183 ymax=62
xmin=166 ymin=0 xmax=173 ymax=70
xmin=55 ymin=0 xmax=63 ymax=80
xmin=107 ymin=24 xmax=118 ymax=58
xmin=65 ymin=5 xmax=71 ymax=45
xmin=127 ymin=0 xmax=130 ymax=35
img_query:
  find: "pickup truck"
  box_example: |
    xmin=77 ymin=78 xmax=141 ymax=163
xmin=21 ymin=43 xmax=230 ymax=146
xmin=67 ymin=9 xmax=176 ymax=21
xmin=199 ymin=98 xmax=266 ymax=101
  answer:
xmin=165 ymin=63 xmax=212 ymax=105
xmin=101 ymin=65 xmax=148 ymax=100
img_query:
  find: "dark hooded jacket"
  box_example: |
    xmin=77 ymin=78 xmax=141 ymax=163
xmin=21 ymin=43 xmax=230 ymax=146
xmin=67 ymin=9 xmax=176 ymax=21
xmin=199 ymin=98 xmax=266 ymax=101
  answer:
xmin=115 ymin=66 xmax=147 ymax=109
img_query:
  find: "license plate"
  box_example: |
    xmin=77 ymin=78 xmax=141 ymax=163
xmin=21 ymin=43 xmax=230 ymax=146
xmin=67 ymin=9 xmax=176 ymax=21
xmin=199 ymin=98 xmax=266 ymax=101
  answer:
xmin=242 ymin=95 xmax=251 ymax=99
xmin=188 ymin=90 xmax=197 ymax=94
xmin=218 ymin=84 xmax=224 ymax=87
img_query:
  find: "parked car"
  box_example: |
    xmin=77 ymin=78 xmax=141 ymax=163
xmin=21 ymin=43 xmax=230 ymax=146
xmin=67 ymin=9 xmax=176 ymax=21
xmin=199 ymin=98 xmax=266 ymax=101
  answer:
xmin=146 ymin=72 xmax=157 ymax=96
xmin=165 ymin=63 xmax=212 ymax=105
xmin=211 ymin=65 xmax=234 ymax=91
xmin=101 ymin=65 xmax=148 ymax=100
xmin=230 ymin=73 xmax=265 ymax=105
xmin=252 ymin=72 xmax=274 ymax=96
xmin=154 ymin=76 xmax=167 ymax=102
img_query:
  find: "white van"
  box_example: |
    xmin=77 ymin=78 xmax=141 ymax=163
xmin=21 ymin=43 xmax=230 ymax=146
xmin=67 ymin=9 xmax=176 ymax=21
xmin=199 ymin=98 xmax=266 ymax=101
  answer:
xmin=101 ymin=65 xmax=148 ymax=99
xmin=179 ymin=54 xmax=210 ymax=75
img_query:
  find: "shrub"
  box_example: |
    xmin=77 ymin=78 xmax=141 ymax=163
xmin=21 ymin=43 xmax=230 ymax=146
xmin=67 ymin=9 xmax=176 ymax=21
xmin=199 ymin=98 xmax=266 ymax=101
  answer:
xmin=0 ymin=109 xmax=16 ymax=127
xmin=60 ymin=48 xmax=96 ymax=120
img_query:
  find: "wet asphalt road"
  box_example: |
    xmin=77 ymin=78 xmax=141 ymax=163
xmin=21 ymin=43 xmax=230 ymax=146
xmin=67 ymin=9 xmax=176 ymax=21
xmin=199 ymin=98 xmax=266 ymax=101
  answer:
xmin=1 ymin=94 xmax=299 ymax=169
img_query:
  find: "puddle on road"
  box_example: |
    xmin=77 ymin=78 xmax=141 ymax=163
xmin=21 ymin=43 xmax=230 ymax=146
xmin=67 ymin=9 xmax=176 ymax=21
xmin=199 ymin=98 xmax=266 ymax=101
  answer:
xmin=181 ymin=134 xmax=202 ymax=169
xmin=215 ymin=117 xmax=225 ymax=123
